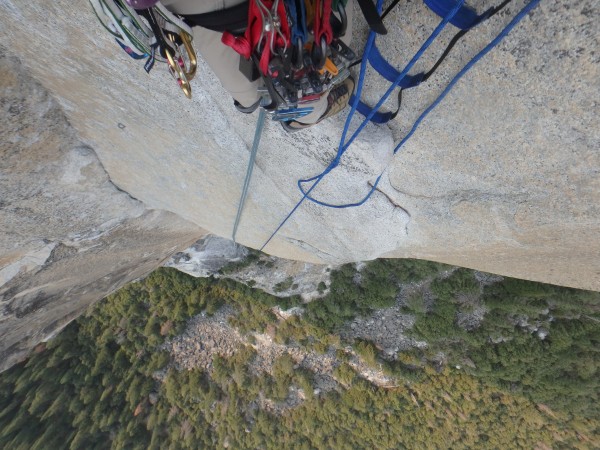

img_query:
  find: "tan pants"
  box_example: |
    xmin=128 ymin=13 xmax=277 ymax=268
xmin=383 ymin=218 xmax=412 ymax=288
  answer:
xmin=164 ymin=0 xmax=354 ymax=121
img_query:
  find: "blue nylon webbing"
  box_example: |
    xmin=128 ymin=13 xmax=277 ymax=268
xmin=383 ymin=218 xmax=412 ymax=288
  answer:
xmin=297 ymin=0 xmax=308 ymax=40
xmin=391 ymin=0 xmax=541 ymax=155
xmin=286 ymin=0 xmax=308 ymax=43
xmin=350 ymin=96 xmax=393 ymax=124
xmin=368 ymin=45 xmax=425 ymax=86
xmin=116 ymin=40 xmax=148 ymax=59
xmin=357 ymin=0 xmax=492 ymax=124
xmin=424 ymin=0 xmax=482 ymax=29
xmin=352 ymin=44 xmax=426 ymax=124
xmin=260 ymin=0 xmax=542 ymax=251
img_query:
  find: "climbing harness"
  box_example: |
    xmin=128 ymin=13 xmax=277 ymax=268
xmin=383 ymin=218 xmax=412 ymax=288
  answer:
xmin=260 ymin=0 xmax=543 ymax=250
xmin=222 ymin=0 xmax=356 ymax=124
xmin=89 ymin=0 xmax=197 ymax=97
xmin=90 ymin=0 xmax=356 ymax=117
xmin=90 ymin=0 xmax=360 ymax=242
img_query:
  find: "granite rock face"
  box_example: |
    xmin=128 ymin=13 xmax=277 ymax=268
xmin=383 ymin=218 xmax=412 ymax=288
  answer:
xmin=0 ymin=0 xmax=599 ymax=371
xmin=2 ymin=0 xmax=598 ymax=290
xmin=379 ymin=0 xmax=600 ymax=291
xmin=0 ymin=50 xmax=204 ymax=372
xmin=166 ymin=235 xmax=333 ymax=301
xmin=166 ymin=235 xmax=249 ymax=278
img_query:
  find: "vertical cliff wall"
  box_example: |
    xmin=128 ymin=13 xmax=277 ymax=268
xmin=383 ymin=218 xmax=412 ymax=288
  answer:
xmin=1 ymin=0 xmax=597 ymax=289
xmin=1 ymin=0 xmax=599 ymax=370
xmin=0 ymin=50 xmax=205 ymax=371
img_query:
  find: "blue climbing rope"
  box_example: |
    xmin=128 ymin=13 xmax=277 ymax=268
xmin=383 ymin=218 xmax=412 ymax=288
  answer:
xmin=260 ymin=0 xmax=542 ymax=251
xmin=259 ymin=0 xmax=462 ymax=249
xmin=296 ymin=0 xmax=464 ymax=208
xmin=232 ymin=107 xmax=267 ymax=243
xmin=392 ymin=0 xmax=541 ymax=155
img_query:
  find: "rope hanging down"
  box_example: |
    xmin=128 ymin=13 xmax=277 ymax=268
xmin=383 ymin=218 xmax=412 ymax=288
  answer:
xmin=260 ymin=0 xmax=542 ymax=251
xmin=232 ymin=107 xmax=268 ymax=243
xmin=229 ymin=0 xmax=356 ymax=243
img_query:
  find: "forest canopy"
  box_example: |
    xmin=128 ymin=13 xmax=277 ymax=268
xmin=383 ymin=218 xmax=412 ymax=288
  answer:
xmin=0 ymin=260 xmax=598 ymax=449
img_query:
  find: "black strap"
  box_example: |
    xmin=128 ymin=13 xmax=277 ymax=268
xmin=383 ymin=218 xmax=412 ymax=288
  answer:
xmin=387 ymin=88 xmax=403 ymax=122
xmin=137 ymin=8 xmax=172 ymax=59
xmin=330 ymin=13 xmax=345 ymax=37
xmin=356 ymin=0 xmax=388 ymax=34
xmin=381 ymin=0 xmax=402 ymax=20
xmin=182 ymin=2 xmax=249 ymax=33
xmin=421 ymin=0 xmax=512 ymax=82
xmin=351 ymin=0 xmax=514 ymax=82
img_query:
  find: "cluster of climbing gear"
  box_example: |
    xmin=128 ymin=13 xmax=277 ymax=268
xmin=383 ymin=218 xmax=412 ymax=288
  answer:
xmin=89 ymin=0 xmax=197 ymax=98
xmin=259 ymin=0 xmax=542 ymax=250
xmin=222 ymin=0 xmax=357 ymax=124
xmin=90 ymin=0 xmax=356 ymax=117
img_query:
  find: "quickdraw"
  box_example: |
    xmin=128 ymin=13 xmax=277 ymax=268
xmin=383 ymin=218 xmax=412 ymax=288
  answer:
xmin=287 ymin=0 xmax=308 ymax=69
xmin=311 ymin=0 xmax=334 ymax=68
xmin=89 ymin=0 xmax=197 ymax=98
xmin=90 ymin=0 xmax=355 ymax=112
xmin=222 ymin=0 xmax=356 ymax=123
xmin=221 ymin=0 xmax=291 ymax=76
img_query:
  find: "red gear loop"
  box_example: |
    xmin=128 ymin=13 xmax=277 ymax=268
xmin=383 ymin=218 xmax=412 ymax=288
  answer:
xmin=313 ymin=0 xmax=334 ymax=45
xmin=222 ymin=0 xmax=291 ymax=75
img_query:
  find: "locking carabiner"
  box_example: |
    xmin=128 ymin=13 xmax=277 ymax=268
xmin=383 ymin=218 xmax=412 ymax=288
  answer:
xmin=165 ymin=47 xmax=192 ymax=99
xmin=336 ymin=1 xmax=347 ymax=36
xmin=311 ymin=36 xmax=328 ymax=70
xmin=166 ymin=31 xmax=197 ymax=81
xmin=178 ymin=31 xmax=197 ymax=80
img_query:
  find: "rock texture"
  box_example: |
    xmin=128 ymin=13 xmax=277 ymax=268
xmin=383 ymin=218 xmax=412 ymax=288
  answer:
xmin=0 ymin=50 xmax=204 ymax=372
xmin=166 ymin=235 xmax=249 ymax=278
xmin=380 ymin=0 xmax=600 ymax=291
xmin=0 ymin=0 xmax=599 ymax=369
xmin=166 ymin=235 xmax=333 ymax=300
xmin=1 ymin=0 xmax=598 ymax=291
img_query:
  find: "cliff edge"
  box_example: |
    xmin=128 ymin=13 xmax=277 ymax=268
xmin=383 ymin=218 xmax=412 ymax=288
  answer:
xmin=1 ymin=0 xmax=599 ymax=369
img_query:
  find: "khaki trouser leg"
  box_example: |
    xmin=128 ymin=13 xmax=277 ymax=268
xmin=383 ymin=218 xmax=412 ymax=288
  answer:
xmin=193 ymin=27 xmax=263 ymax=108
xmin=165 ymin=0 xmax=355 ymax=115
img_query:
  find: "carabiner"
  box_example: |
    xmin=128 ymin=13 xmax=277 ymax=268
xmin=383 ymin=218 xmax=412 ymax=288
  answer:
xmin=165 ymin=47 xmax=192 ymax=99
xmin=336 ymin=1 xmax=347 ymax=37
xmin=318 ymin=57 xmax=339 ymax=76
xmin=178 ymin=31 xmax=197 ymax=80
xmin=293 ymin=37 xmax=304 ymax=69
xmin=330 ymin=38 xmax=356 ymax=62
xmin=311 ymin=36 xmax=327 ymax=70
xmin=167 ymin=31 xmax=197 ymax=81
